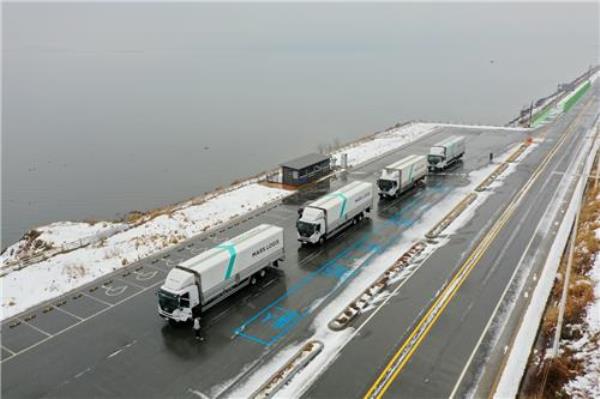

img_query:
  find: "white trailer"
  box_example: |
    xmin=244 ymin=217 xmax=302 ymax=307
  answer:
xmin=296 ymin=181 xmax=373 ymax=245
xmin=377 ymin=155 xmax=428 ymax=199
xmin=428 ymin=136 xmax=466 ymax=171
xmin=158 ymin=224 xmax=285 ymax=324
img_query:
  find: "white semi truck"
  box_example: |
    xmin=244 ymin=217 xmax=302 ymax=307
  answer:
xmin=428 ymin=135 xmax=466 ymax=171
xmin=296 ymin=181 xmax=373 ymax=245
xmin=158 ymin=224 xmax=285 ymax=324
xmin=377 ymin=155 xmax=428 ymax=199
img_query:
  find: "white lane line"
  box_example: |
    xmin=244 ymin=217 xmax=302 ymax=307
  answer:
xmin=107 ymin=348 xmax=123 ymax=359
xmin=188 ymin=388 xmax=211 ymax=399
xmin=19 ymin=319 xmax=52 ymax=338
xmin=448 ymin=128 xmax=587 ymax=398
xmin=80 ymin=291 xmax=113 ymax=307
xmin=1 ymin=280 xmax=164 ymax=363
xmin=1 ymin=345 xmax=16 ymax=356
xmin=52 ymin=305 xmax=84 ymax=321
xmin=299 ymin=251 xmax=321 ymax=265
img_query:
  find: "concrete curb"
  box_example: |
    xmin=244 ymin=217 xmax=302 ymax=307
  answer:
xmin=251 ymin=340 xmax=324 ymax=399
xmin=329 ymin=242 xmax=427 ymax=331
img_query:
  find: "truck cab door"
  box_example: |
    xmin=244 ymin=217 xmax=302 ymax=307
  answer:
xmin=180 ymin=292 xmax=190 ymax=308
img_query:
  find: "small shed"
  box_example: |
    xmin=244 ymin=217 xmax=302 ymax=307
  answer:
xmin=280 ymin=153 xmax=331 ymax=186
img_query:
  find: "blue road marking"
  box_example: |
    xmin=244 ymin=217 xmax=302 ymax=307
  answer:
xmin=234 ymin=185 xmax=453 ymax=346
xmin=236 ymin=332 xmax=271 ymax=346
xmin=272 ymin=307 xmax=301 ymax=330
xmin=320 ymin=263 xmax=350 ymax=279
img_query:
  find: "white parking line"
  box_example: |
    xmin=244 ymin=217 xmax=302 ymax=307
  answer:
xmin=80 ymin=291 xmax=113 ymax=307
xmin=2 ymin=345 xmax=16 ymax=356
xmin=19 ymin=319 xmax=52 ymax=338
xmin=52 ymin=305 xmax=84 ymax=322
xmin=1 ymin=280 xmax=164 ymax=363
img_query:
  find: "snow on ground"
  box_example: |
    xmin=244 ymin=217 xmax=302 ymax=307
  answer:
xmin=0 ymin=183 xmax=289 ymax=320
xmin=331 ymin=122 xmax=439 ymax=168
xmin=222 ymin=144 xmax=524 ymax=398
xmin=1 ymin=221 xmax=126 ymax=267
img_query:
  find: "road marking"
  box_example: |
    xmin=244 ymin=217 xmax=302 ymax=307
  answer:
xmin=104 ymin=285 xmax=128 ymax=297
xmin=1 ymin=345 xmax=16 ymax=356
xmin=1 ymin=279 xmax=164 ymax=364
xmin=80 ymin=291 xmax=113 ymax=307
xmin=19 ymin=319 xmax=52 ymax=338
xmin=52 ymin=305 xmax=84 ymax=322
xmin=363 ymin=97 xmax=593 ymax=399
xmin=133 ymin=270 xmax=159 ymax=281
xmin=115 ymin=276 xmax=145 ymax=290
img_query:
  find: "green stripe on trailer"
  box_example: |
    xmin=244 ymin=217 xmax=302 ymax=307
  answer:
xmin=407 ymin=163 xmax=414 ymax=184
xmin=323 ymin=192 xmax=349 ymax=218
xmin=337 ymin=193 xmax=348 ymax=217
xmin=217 ymin=243 xmax=237 ymax=279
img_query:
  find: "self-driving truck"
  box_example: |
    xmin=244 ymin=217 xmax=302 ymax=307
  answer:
xmin=428 ymin=135 xmax=466 ymax=171
xmin=296 ymin=181 xmax=373 ymax=245
xmin=377 ymin=154 xmax=428 ymax=199
xmin=158 ymin=224 xmax=284 ymax=324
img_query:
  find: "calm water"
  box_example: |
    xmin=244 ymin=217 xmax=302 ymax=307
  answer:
xmin=2 ymin=2 xmax=598 ymax=247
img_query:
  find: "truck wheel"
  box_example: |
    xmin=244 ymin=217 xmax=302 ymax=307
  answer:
xmin=250 ymin=276 xmax=257 ymax=285
xmin=260 ymin=269 xmax=266 ymax=278
xmin=358 ymin=212 xmax=364 ymax=221
xmin=168 ymin=319 xmax=179 ymax=327
xmin=273 ymin=260 xmax=279 ymax=268
xmin=318 ymin=236 xmax=325 ymax=245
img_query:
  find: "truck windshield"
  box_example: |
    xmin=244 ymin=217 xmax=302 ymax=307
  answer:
xmin=158 ymin=289 xmax=179 ymax=313
xmin=427 ymin=154 xmax=443 ymax=165
xmin=377 ymin=179 xmax=397 ymax=191
xmin=296 ymin=221 xmax=318 ymax=237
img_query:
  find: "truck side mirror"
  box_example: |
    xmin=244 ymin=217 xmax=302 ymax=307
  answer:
xmin=298 ymin=208 xmax=303 ymax=217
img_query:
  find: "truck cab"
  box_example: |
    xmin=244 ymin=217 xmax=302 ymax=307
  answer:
xmin=377 ymin=169 xmax=399 ymax=198
xmin=296 ymin=207 xmax=326 ymax=244
xmin=427 ymin=145 xmax=446 ymax=168
xmin=157 ymin=268 xmax=200 ymax=323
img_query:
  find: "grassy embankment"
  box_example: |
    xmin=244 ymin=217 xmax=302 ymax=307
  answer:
xmin=519 ymin=151 xmax=599 ymax=398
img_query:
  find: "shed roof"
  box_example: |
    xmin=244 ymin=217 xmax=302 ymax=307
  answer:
xmin=280 ymin=153 xmax=331 ymax=170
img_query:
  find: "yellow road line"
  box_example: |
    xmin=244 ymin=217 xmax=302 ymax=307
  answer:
xmin=364 ymin=98 xmax=594 ymax=399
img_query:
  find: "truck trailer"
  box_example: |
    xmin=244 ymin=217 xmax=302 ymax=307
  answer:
xmin=296 ymin=180 xmax=373 ymax=245
xmin=428 ymin=136 xmax=466 ymax=171
xmin=158 ymin=224 xmax=285 ymax=324
xmin=377 ymin=155 xmax=428 ymax=199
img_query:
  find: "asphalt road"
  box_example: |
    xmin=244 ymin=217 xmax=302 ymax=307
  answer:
xmin=1 ymin=87 xmax=596 ymax=399
xmin=306 ymin=83 xmax=600 ymax=398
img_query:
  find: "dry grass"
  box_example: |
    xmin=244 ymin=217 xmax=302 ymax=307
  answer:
xmin=521 ymin=153 xmax=600 ymax=397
